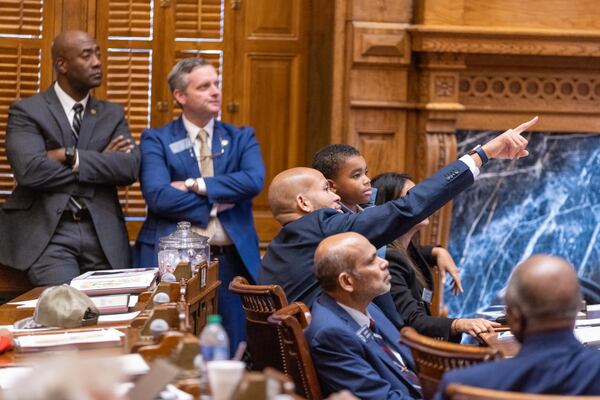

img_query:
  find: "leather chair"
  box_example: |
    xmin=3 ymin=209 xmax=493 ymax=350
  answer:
xmin=446 ymin=383 xmax=600 ymax=400
xmin=400 ymin=326 xmax=501 ymax=400
xmin=228 ymin=276 xmax=289 ymax=371
xmin=268 ymin=303 xmax=323 ymax=400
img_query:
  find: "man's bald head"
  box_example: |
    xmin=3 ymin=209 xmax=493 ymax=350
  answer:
xmin=314 ymin=232 xmax=365 ymax=292
xmin=52 ymin=31 xmax=94 ymax=68
xmin=506 ymin=255 xmax=582 ymax=324
xmin=268 ymin=167 xmax=340 ymax=225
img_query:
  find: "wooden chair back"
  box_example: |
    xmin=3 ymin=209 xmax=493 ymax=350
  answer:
xmin=447 ymin=384 xmax=600 ymax=400
xmin=430 ymin=265 xmax=448 ymax=317
xmin=228 ymin=276 xmax=289 ymax=371
xmin=268 ymin=303 xmax=322 ymax=400
xmin=400 ymin=327 xmax=501 ymax=400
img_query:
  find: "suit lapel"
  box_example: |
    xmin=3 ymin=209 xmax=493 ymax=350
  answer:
xmin=42 ymin=87 xmax=76 ymax=147
xmin=212 ymin=121 xmax=226 ymax=175
xmin=76 ymin=96 xmax=99 ymax=149
xmin=172 ymin=118 xmax=200 ymax=178
xmin=321 ymin=295 xmax=405 ymax=374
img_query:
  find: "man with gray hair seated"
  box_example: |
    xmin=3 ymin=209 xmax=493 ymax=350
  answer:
xmin=436 ymin=255 xmax=600 ymax=398
xmin=306 ymin=232 xmax=423 ymax=399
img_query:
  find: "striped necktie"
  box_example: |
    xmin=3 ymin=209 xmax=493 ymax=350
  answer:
xmin=72 ymin=103 xmax=83 ymax=141
xmin=369 ymin=319 xmax=422 ymax=392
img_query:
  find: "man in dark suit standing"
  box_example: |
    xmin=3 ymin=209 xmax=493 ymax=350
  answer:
xmin=307 ymin=232 xmax=423 ymax=399
xmin=0 ymin=31 xmax=140 ymax=285
xmin=259 ymin=117 xmax=537 ymax=311
xmin=436 ymin=255 xmax=600 ymax=398
xmin=134 ymin=57 xmax=265 ymax=353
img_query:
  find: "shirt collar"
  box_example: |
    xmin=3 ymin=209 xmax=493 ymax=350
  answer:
xmin=182 ymin=114 xmax=214 ymax=142
xmin=336 ymin=301 xmax=372 ymax=328
xmin=340 ymin=202 xmax=364 ymax=214
xmin=54 ymin=81 xmax=89 ymax=115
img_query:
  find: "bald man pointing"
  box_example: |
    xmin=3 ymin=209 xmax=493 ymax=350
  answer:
xmin=259 ymin=117 xmax=538 ymax=323
xmin=436 ymin=255 xmax=600 ymax=397
xmin=0 ymin=31 xmax=140 ymax=285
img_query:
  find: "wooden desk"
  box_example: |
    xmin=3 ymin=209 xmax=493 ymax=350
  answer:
xmin=479 ymin=331 xmax=521 ymax=358
xmin=0 ymin=262 xmax=221 ymax=367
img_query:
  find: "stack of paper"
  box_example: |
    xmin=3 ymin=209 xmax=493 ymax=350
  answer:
xmin=70 ymin=268 xmax=158 ymax=295
xmin=15 ymin=328 xmax=124 ymax=352
xmin=574 ymin=326 xmax=600 ymax=347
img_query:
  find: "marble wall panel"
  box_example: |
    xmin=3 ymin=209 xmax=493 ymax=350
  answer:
xmin=447 ymin=130 xmax=600 ymax=317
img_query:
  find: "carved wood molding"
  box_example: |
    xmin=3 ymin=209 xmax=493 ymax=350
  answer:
xmin=410 ymin=25 xmax=600 ymax=57
xmin=459 ymin=70 xmax=600 ymax=113
xmin=351 ymin=22 xmax=411 ymax=66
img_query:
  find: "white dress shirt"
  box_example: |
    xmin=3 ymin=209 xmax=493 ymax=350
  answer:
xmin=54 ymin=82 xmax=89 ymax=171
xmin=181 ymin=114 xmax=232 ymax=245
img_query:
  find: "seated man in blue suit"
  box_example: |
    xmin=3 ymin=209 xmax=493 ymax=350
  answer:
xmin=306 ymin=232 xmax=422 ymax=399
xmin=436 ymin=255 xmax=600 ymax=398
xmin=259 ymin=117 xmax=538 ymax=312
xmin=134 ymin=57 xmax=265 ymax=353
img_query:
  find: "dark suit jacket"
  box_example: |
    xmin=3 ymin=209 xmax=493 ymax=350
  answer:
xmin=0 ymin=86 xmax=140 ymax=270
xmin=387 ymin=245 xmax=459 ymax=341
xmin=134 ymin=117 xmax=265 ymax=279
xmin=259 ymin=160 xmax=473 ymax=308
xmin=435 ymin=329 xmax=600 ymax=399
xmin=306 ymin=293 xmax=421 ymax=399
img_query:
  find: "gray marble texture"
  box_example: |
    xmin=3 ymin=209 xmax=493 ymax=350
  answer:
xmin=447 ymin=130 xmax=600 ymax=317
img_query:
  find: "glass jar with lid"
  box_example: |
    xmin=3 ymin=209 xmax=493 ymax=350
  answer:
xmin=157 ymin=221 xmax=210 ymax=282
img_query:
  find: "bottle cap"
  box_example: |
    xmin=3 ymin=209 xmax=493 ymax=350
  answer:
xmin=207 ymin=314 xmax=222 ymax=324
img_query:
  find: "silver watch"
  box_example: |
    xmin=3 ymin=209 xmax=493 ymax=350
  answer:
xmin=184 ymin=178 xmax=196 ymax=191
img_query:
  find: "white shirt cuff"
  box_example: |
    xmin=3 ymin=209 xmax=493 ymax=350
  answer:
xmin=72 ymin=150 xmax=79 ymax=172
xmin=195 ymin=178 xmax=207 ymax=195
xmin=210 ymin=204 xmax=218 ymax=218
xmin=459 ymin=154 xmax=480 ymax=179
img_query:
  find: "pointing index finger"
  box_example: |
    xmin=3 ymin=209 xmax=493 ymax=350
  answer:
xmin=513 ymin=116 xmax=538 ymax=134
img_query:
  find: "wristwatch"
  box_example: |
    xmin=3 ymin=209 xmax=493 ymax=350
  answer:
xmin=64 ymin=146 xmax=76 ymax=167
xmin=468 ymin=144 xmax=489 ymax=166
xmin=184 ymin=178 xmax=196 ymax=192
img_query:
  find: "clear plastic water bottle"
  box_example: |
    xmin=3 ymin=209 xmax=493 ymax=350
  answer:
xmin=200 ymin=314 xmax=230 ymax=362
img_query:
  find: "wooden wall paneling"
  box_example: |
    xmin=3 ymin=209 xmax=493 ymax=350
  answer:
xmin=334 ymin=1 xmax=415 ymax=193
xmin=351 ymin=110 xmax=407 ymax=178
xmin=305 ymin=0 xmax=334 ymax=161
xmin=59 ymin=0 xmax=90 ymax=32
xmin=229 ymin=0 xmax=309 ymax=243
xmin=350 ymin=0 xmax=413 ymax=23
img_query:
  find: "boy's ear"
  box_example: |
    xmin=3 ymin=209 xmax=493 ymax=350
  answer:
xmin=327 ymin=178 xmax=337 ymax=193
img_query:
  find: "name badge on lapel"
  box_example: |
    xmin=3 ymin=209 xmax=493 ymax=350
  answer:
xmin=356 ymin=325 xmax=374 ymax=343
xmin=421 ymin=288 xmax=433 ymax=304
xmin=169 ymin=138 xmax=193 ymax=155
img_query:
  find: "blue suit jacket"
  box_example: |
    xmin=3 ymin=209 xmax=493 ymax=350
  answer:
xmin=435 ymin=329 xmax=600 ymax=399
xmin=306 ymin=294 xmax=422 ymax=399
xmin=259 ymin=160 xmax=473 ymax=307
xmin=134 ymin=118 xmax=265 ymax=279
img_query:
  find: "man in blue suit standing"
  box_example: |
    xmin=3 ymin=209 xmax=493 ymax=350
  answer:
xmin=307 ymin=232 xmax=423 ymax=399
xmin=436 ymin=255 xmax=600 ymax=398
xmin=134 ymin=58 xmax=265 ymax=351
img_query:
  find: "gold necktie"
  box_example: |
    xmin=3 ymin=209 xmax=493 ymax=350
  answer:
xmin=198 ymin=128 xmax=213 ymax=177
xmin=192 ymin=128 xmax=218 ymax=242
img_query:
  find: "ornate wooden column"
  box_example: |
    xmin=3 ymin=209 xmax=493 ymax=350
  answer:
xmin=413 ymin=53 xmax=465 ymax=246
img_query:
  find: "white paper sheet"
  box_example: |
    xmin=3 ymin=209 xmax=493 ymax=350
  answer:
xmin=98 ymin=311 xmax=140 ymax=323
